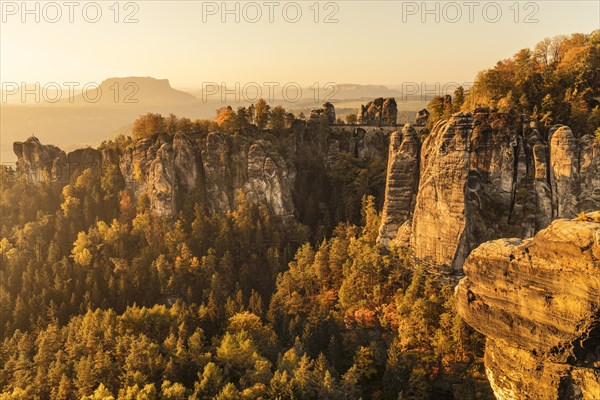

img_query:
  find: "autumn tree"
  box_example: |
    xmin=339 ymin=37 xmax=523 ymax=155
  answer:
xmin=254 ymin=98 xmax=270 ymax=130
xmin=132 ymin=113 xmax=166 ymax=140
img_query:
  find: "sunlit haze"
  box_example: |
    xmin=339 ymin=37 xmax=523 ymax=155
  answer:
xmin=2 ymin=1 xmax=599 ymax=88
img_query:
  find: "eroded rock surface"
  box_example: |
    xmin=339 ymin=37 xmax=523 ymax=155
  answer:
xmin=13 ymin=101 xmax=394 ymax=223
xmin=456 ymin=213 xmax=600 ymax=400
xmin=377 ymin=124 xmax=420 ymax=248
xmin=13 ymin=136 xmax=102 ymax=183
xmin=357 ymin=97 xmax=397 ymax=126
xmin=119 ymin=132 xmax=296 ymax=218
xmin=410 ymin=113 xmax=473 ymax=272
xmin=378 ymin=109 xmax=599 ymax=274
xmin=200 ymin=133 xmax=295 ymax=219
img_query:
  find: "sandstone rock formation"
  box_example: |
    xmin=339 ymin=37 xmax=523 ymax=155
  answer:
xmin=409 ymin=110 xmax=528 ymax=271
xmin=416 ymin=108 xmax=430 ymax=125
xmin=66 ymin=148 xmax=103 ymax=181
xmin=13 ymin=108 xmax=597 ymax=260
xmin=13 ymin=110 xmax=393 ymax=224
xmin=377 ymin=124 xmax=420 ymax=248
xmin=13 ymin=136 xmax=102 ymax=183
xmin=200 ymin=132 xmax=295 ymax=219
xmin=117 ymin=131 xmax=297 ymax=219
xmin=309 ymin=102 xmax=336 ymax=124
xmin=456 ymin=213 xmax=600 ymax=400
xmin=377 ymin=108 xmax=599 ymax=274
xmin=410 ymin=113 xmax=473 ymax=272
xmin=357 ymin=97 xmax=397 ymax=126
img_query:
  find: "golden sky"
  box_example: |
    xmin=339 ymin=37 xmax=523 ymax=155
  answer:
xmin=1 ymin=1 xmax=599 ymax=89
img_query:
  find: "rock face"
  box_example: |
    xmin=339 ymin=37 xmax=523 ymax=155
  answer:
xmin=357 ymin=97 xmax=397 ymax=126
xmin=550 ymin=126 xmax=600 ymax=218
xmin=377 ymin=124 xmax=420 ymax=247
xmin=13 ymin=137 xmax=102 ymax=183
xmin=410 ymin=110 xmax=525 ymax=271
xmin=13 ymin=101 xmax=393 ymax=223
xmin=200 ymin=132 xmax=295 ymax=219
xmin=66 ymin=148 xmax=103 ymax=181
xmin=416 ymin=109 xmax=430 ymax=125
xmin=378 ymin=108 xmax=599 ymax=274
xmin=309 ymin=102 xmax=336 ymax=124
xmin=118 ymin=132 xmax=296 ymax=218
xmin=456 ymin=213 xmax=600 ymax=400
xmin=410 ymin=113 xmax=473 ymax=271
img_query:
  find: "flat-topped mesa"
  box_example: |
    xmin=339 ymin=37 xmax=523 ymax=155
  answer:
xmin=378 ymin=108 xmax=600 ymax=274
xmin=455 ymin=212 xmax=600 ymax=400
xmin=376 ymin=124 xmax=420 ymax=248
xmin=357 ymin=97 xmax=397 ymax=126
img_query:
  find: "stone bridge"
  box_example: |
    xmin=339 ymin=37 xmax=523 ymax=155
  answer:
xmin=330 ymin=123 xmax=426 ymax=135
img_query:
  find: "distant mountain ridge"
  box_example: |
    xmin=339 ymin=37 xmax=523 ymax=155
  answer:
xmin=74 ymin=76 xmax=198 ymax=105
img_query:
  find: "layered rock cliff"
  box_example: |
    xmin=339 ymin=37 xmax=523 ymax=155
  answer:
xmin=13 ymin=107 xmax=391 ymax=222
xmin=377 ymin=124 xmax=420 ymax=247
xmin=378 ymin=109 xmax=600 ymax=273
xmin=455 ymin=213 xmax=600 ymax=399
xmin=13 ymin=137 xmax=67 ymax=183
xmin=357 ymin=97 xmax=398 ymax=126
xmin=118 ymin=131 xmax=297 ymax=219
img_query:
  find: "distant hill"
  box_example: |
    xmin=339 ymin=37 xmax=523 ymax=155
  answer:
xmin=0 ymin=78 xmax=428 ymax=163
xmin=0 ymin=77 xmax=198 ymax=106
xmin=70 ymin=77 xmax=198 ymax=105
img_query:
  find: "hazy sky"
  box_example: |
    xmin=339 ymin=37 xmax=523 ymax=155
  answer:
xmin=1 ymin=1 xmax=599 ymax=89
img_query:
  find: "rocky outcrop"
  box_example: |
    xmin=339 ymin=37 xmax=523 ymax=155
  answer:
xmin=377 ymin=109 xmax=599 ymax=274
xmin=416 ymin=109 xmax=430 ymax=125
xmin=13 ymin=136 xmax=102 ymax=183
xmin=377 ymin=124 xmax=420 ymax=247
xmin=456 ymin=213 xmax=600 ymax=400
xmin=309 ymin=102 xmax=336 ymax=124
xmin=118 ymin=131 xmax=296 ymax=219
xmin=66 ymin=148 xmax=103 ymax=181
xmin=200 ymin=132 xmax=295 ymax=219
xmin=14 ymin=102 xmax=393 ymax=223
xmin=550 ymin=126 xmax=581 ymax=218
xmin=357 ymin=97 xmax=397 ymax=126
xmin=410 ymin=113 xmax=473 ymax=272
xmin=13 ymin=132 xmax=297 ymax=220
xmin=13 ymin=137 xmax=67 ymax=183
xmin=550 ymin=126 xmax=600 ymax=218
xmin=579 ymin=134 xmax=600 ymax=211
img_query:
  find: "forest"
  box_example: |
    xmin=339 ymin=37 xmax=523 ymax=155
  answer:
xmin=1 ymin=31 xmax=599 ymax=399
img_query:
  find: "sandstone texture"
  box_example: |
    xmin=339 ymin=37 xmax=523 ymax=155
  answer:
xmin=357 ymin=97 xmax=398 ymax=126
xmin=456 ymin=213 xmax=600 ymax=399
xmin=13 ymin=137 xmax=102 ymax=183
xmin=13 ymin=103 xmax=393 ymax=221
xmin=118 ymin=131 xmax=296 ymax=218
xmin=410 ymin=113 xmax=473 ymax=272
xmin=377 ymin=108 xmax=599 ymax=273
xmin=377 ymin=124 xmax=420 ymax=248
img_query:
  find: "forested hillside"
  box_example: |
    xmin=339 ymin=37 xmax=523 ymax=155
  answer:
xmin=1 ymin=31 xmax=599 ymax=399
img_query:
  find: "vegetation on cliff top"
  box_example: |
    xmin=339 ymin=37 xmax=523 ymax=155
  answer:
xmin=2 ymin=31 xmax=598 ymax=399
xmin=426 ymin=31 xmax=600 ymax=135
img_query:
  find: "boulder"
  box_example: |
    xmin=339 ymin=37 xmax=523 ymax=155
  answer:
xmin=456 ymin=213 xmax=600 ymax=399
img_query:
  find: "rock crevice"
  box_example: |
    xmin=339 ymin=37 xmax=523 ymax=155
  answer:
xmin=378 ymin=109 xmax=600 ymax=274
